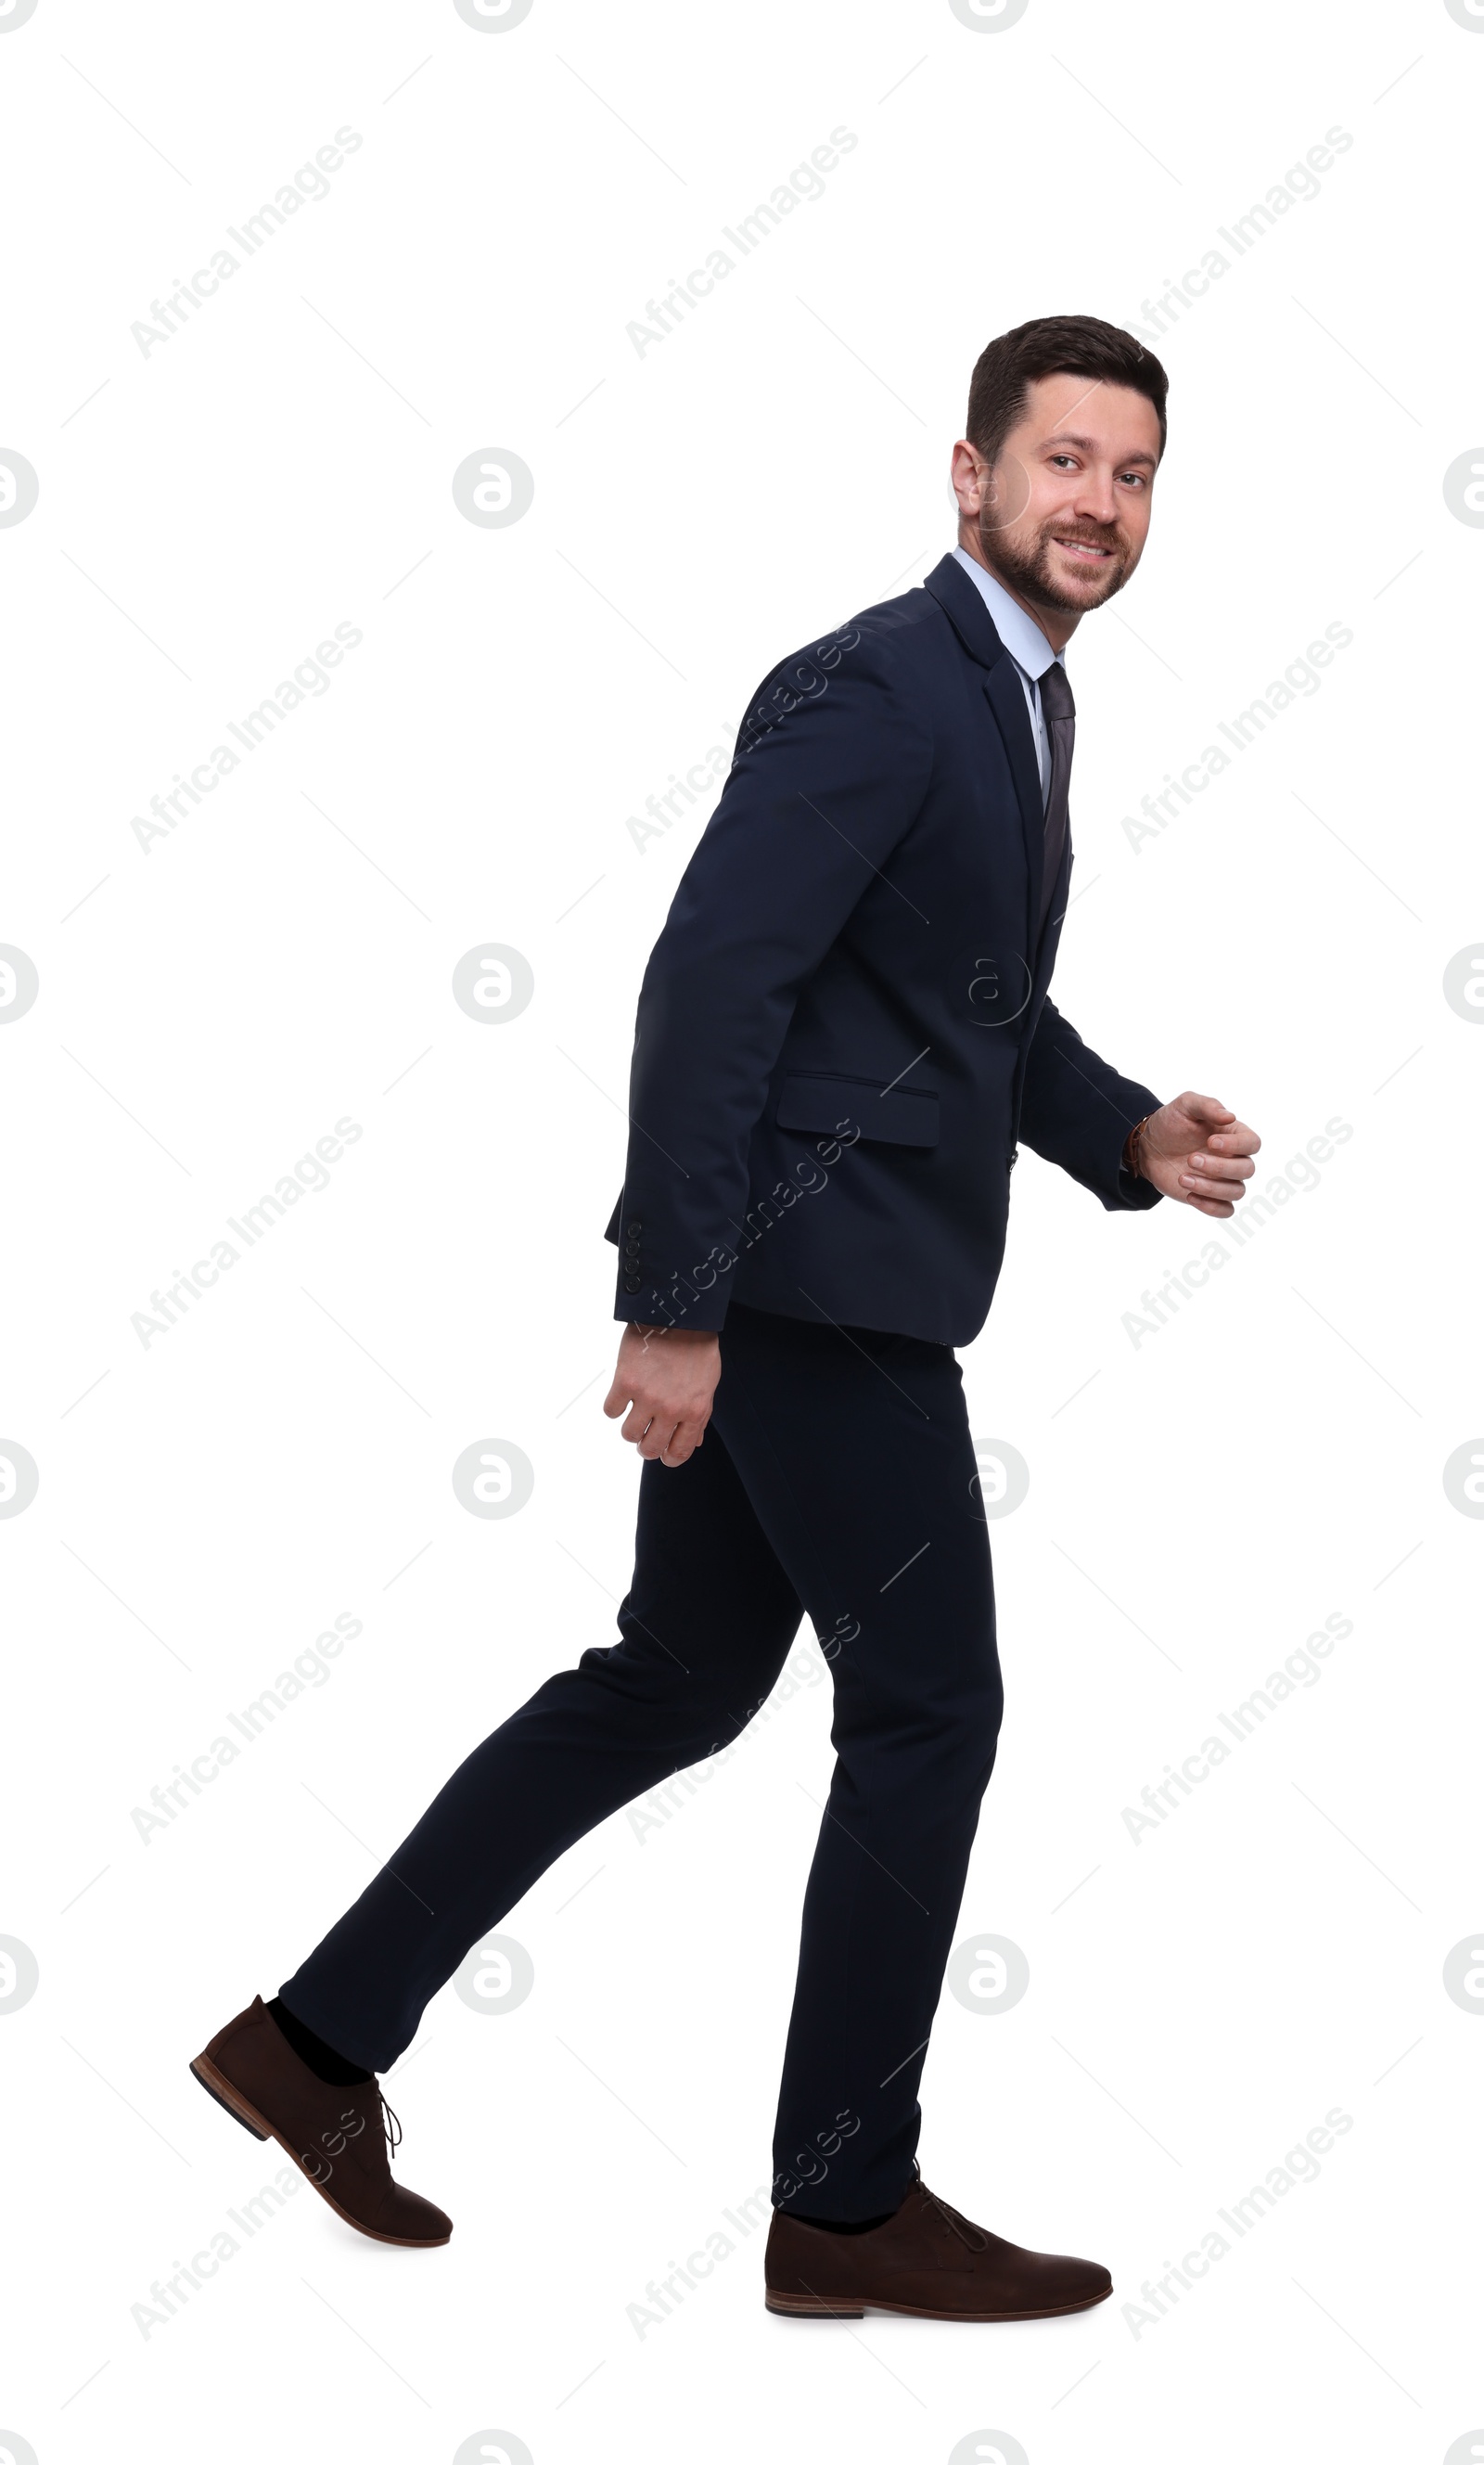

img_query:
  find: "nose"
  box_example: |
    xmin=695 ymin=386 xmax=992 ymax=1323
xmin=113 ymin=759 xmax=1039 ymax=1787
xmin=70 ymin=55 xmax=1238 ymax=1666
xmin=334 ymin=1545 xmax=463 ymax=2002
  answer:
xmin=1070 ymin=467 xmax=1119 ymax=526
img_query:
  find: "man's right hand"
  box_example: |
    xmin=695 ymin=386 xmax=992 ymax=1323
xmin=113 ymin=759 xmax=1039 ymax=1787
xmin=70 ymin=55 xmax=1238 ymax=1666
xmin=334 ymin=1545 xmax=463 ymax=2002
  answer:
xmin=602 ymin=1323 xmax=722 ymax=1466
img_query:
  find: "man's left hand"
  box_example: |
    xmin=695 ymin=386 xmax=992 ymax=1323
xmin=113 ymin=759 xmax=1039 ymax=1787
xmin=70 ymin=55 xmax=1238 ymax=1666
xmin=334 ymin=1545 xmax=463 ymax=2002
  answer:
xmin=1133 ymin=1091 xmax=1261 ymax=1217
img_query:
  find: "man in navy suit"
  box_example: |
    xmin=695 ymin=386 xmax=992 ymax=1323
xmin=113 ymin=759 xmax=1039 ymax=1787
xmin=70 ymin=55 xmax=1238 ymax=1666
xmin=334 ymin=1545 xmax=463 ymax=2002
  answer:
xmin=197 ymin=316 xmax=1259 ymax=2320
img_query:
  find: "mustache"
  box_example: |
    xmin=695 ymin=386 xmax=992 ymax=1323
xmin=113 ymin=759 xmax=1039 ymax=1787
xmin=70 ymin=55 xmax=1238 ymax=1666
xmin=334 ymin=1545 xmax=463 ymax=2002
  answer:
xmin=1043 ymin=519 xmax=1128 ymax=554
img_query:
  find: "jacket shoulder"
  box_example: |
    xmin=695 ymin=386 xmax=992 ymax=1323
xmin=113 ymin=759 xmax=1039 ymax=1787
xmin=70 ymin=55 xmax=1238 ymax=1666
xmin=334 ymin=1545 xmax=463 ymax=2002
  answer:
xmin=851 ymin=578 xmax=954 ymax=643
xmin=738 ymin=581 xmax=952 ymax=734
xmin=823 ymin=578 xmax=953 ymax=672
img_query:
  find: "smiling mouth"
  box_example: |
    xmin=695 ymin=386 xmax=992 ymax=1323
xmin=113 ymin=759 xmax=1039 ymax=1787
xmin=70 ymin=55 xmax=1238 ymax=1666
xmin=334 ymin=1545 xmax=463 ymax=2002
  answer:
xmin=1054 ymin=536 xmax=1115 ymax=562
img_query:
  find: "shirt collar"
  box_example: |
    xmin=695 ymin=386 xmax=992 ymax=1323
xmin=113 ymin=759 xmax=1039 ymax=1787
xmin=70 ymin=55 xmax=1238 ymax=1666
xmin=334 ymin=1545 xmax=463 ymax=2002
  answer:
xmin=951 ymin=546 xmax=1065 ymax=685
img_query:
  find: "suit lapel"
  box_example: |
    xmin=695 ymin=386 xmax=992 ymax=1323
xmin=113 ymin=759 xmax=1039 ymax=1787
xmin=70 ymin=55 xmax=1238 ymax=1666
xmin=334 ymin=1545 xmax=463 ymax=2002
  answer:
xmin=923 ymin=555 xmax=1049 ymax=961
xmin=981 ymin=661 xmax=1044 ymax=960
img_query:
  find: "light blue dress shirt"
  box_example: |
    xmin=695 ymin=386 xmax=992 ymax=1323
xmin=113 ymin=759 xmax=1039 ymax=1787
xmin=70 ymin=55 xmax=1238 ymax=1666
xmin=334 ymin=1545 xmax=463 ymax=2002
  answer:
xmin=951 ymin=545 xmax=1067 ymax=805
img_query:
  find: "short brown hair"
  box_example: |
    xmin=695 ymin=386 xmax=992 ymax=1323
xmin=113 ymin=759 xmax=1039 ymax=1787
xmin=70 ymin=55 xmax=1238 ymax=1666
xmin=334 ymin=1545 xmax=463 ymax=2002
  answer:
xmin=966 ymin=315 xmax=1169 ymax=470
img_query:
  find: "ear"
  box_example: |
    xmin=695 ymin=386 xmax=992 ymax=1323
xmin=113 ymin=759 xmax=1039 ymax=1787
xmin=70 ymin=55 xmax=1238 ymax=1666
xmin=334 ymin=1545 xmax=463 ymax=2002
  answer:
xmin=950 ymin=438 xmax=986 ymax=517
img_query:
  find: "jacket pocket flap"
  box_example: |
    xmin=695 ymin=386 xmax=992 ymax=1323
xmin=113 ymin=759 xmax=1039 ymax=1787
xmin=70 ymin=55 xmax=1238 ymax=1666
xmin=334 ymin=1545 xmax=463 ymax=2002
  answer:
xmin=775 ymin=1072 xmax=940 ymax=1149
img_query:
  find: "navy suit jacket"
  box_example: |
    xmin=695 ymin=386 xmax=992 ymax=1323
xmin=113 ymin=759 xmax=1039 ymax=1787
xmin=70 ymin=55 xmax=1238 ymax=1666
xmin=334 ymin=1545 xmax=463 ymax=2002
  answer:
xmin=606 ymin=551 xmax=1162 ymax=1346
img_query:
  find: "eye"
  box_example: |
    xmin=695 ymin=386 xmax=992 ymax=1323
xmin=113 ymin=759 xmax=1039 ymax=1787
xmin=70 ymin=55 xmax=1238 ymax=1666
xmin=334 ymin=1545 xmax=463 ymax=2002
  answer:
xmin=1118 ymin=470 xmax=1147 ymax=489
xmin=1049 ymin=454 xmax=1078 ymax=469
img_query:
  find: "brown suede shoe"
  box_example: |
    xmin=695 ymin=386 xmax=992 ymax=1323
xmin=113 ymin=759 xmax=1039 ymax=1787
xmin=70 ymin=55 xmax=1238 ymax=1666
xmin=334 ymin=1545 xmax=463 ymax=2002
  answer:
xmin=190 ymin=1996 xmax=451 ymax=2249
xmin=765 ymin=2167 xmax=1110 ymax=2321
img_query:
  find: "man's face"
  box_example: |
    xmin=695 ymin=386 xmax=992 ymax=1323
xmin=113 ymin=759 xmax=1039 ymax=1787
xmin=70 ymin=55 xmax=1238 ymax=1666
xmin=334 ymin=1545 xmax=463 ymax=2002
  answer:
xmin=953 ymin=372 xmax=1162 ymax=620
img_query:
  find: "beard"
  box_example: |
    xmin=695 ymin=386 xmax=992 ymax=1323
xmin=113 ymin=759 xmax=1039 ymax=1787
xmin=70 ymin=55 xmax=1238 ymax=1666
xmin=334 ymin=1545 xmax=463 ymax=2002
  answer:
xmin=981 ymin=512 xmax=1133 ymax=612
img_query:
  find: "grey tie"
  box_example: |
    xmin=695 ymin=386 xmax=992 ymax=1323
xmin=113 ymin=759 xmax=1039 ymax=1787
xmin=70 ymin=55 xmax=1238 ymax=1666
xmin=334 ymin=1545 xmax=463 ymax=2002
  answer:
xmin=1036 ymin=658 xmax=1075 ymax=935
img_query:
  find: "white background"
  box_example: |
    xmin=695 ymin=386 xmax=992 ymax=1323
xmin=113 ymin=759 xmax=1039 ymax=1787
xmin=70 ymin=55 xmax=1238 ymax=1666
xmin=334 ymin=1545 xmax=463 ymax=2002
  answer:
xmin=2 ymin=2 xmax=1481 ymax=2459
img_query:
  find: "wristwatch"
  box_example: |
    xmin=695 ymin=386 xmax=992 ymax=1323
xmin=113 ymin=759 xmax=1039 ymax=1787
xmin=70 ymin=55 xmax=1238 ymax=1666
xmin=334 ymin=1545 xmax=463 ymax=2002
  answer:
xmin=1123 ymin=1115 xmax=1150 ymax=1181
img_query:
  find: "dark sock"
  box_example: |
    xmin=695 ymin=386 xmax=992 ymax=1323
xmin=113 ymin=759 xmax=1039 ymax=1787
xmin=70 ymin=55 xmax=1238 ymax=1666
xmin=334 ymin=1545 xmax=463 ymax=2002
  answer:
xmin=266 ymin=1995 xmax=372 ymax=2086
xmin=800 ymin=2210 xmax=895 ymax=2234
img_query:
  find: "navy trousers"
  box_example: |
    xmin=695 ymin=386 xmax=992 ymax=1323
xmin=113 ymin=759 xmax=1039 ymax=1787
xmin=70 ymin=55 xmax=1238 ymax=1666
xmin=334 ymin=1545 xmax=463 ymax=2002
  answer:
xmin=280 ymin=1303 xmax=1004 ymax=2221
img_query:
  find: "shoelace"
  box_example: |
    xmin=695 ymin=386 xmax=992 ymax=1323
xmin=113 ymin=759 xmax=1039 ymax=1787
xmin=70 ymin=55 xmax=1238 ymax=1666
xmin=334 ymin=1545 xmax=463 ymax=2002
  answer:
xmin=911 ymin=2160 xmax=988 ymax=2253
xmin=378 ymin=2091 xmax=403 ymax=2163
